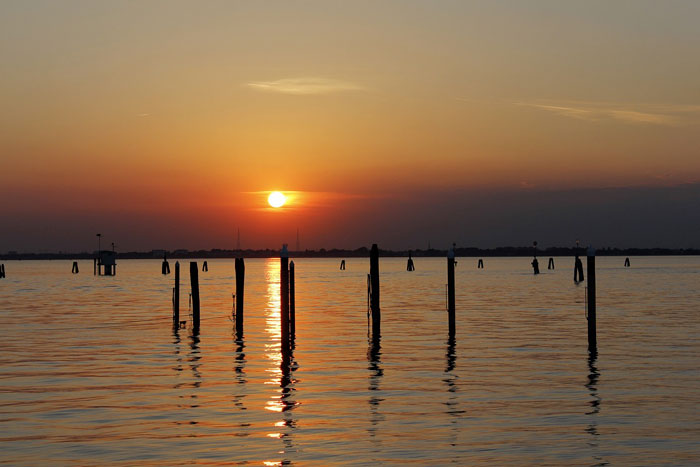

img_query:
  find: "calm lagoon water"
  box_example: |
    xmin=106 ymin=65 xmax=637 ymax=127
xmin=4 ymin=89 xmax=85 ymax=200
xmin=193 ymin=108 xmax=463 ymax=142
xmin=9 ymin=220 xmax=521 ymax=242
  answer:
xmin=0 ymin=256 xmax=698 ymax=465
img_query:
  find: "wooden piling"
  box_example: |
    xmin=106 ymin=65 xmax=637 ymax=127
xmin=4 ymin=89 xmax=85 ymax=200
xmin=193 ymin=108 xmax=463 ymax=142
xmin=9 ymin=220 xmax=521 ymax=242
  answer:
xmin=587 ymin=247 xmax=597 ymax=351
xmin=280 ymin=245 xmax=290 ymax=352
xmin=477 ymin=258 xmax=484 ymax=269
xmin=93 ymin=258 xmax=97 ymax=275
xmin=407 ymin=251 xmax=415 ymax=271
xmin=289 ymin=260 xmax=296 ymax=340
xmin=235 ymin=258 xmax=245 ymax=336
xmin=173 ymin=261 xmax=180 ymax=326
xmin=624 ymin=257 xmax=630 ymax=267
xmin=190 ymin=262 xmax=200 ymax=330
xmin=369 ymin=244 xmax=380 ymax=334
xmin=340 ymin=259 xmax=345 ymax=270
xmin=0 ymin=264 xmax=4 ymax=279
xmin=202 ymin=261 xmax=208 ymax=272
xmin=162 ymin=256 xmax=170 ymax=275
xmin=548 ymin=258 xmax=555 ymax=270
xmin=574 ymin=255 xmax=584 ymax=282
xmin=447 ymin=247 xmax=456 ymax=336
xmin=72 ymin=261 xmax=79 ymax=274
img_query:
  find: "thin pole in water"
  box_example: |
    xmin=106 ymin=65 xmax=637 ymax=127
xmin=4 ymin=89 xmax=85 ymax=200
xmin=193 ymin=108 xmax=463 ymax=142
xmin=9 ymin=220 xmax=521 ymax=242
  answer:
xmin=587 ymin=246 xmax=597 ymax=351
xmin=190 ymin=262 xmax=200 ymax=330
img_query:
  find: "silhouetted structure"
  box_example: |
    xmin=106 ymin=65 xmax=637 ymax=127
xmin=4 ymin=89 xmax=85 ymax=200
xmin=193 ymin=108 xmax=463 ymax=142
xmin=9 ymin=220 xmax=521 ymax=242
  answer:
xmin=162 ymin=254 xmax=170 ymax=275
xmin=280 ymin=245 xmax=290 ymax=355
xmin=548 ymin=257 xmax=555 ymax=270
xmin=98 ymin=251 xmax=117 ymax=276
xmin=478 ymin=258 xmax=484 ymax=269
xmin=173 ymin=261 xmax=181 ymax=328
xmin=447 ymin=246 xmax=456 ymax=336
xmin=0 ymin=264 xmax=5 ymax=279
xmin=574 ymin=255 xmax=584 ymax=282
xmin=340 ymin=259 xmax=345 ymax=270
xmin=587 ymin=247 xmax=597 ymax=352
xmin=624 ymin=257 xmax=630 ymax=267
xmin=72 ymin=261 xmax=79 ymax=274
xmin=202 ymin=261 xmax=208 ymax=272
xmin=235 ymin=258 xmax=245 ymax=337
xmin=369 ymin=244 xmax=381 ymax=336
xmin=532 ymin=241 xmax=540 ymax=275
xmin=407 ymin=251 xmax=415 ymax=271
xmin=190 ymin=262 xmax=200 ymax=330
xmin=290 ymin=260 xmax=296 ymax=342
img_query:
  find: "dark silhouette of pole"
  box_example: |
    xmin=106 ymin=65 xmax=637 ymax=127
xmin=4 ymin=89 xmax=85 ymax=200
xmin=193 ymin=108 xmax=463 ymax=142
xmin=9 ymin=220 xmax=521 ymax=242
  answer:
xmin=340 ymin=259 xmax=345 ymax=270
xmin=531 ymin=241 xmax=540 ymax=275
xmin=0 ymin=264 xmax=5 ymax=279
xmin=202 ymin=261 xmax=208 ymax=272
xmin=289 ymin=260 xmax=296 ymax=340
xmin=162 ymin=254 xmax=170 ymax=275
xmin=548 ymin=257 xmax=555 ymax=270
xmin=624 ymin=257 xmax=630 ymax=267
xmin=407 ymin=250 xmax=415 ymax=271
xmin=190 ymin=262 xmax=200 ymax=330
xmin=280 ymin=245 xmax=290 ymax=353
xmin=173 ymin=261 xmax=180 ymax=326
xmin=574 ymin=255 xmax=584 ymax=282
xmin=235 ymin=258 xmax=245 ymax=336
xmin=72 ymin=262 xmax=79 ymax=274
xmin=587 ymin=247 xmax=597 ymax=351
xmin=477 ymin=258 xmax=484 ymax=269
xmin=369 ymin=244 xmax=380 ymax=335
xmin=447 ymin=246 xmax=456 ymax=336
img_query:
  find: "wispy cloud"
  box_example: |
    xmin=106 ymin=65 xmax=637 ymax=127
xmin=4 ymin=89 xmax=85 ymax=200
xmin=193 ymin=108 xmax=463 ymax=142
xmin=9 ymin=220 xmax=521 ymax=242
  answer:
xmin=247 ymin=77 xmax=364 ymax=95
xmin=515 ymin=100 xmax=700 ymax=126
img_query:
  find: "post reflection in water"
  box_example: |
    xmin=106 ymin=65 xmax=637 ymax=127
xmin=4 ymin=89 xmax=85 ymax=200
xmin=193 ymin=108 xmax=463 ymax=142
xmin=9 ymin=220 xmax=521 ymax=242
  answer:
xmin=585 ymin=350 xmax=606 ymax=466
xmin=263 ymin=259 xmax=299 ymax=464
xmin=444 ymin=335 xmax=461 ymax=447
xmin=232 ymin=329 xmax=247 ymax=412
xmin=367 ymin=332 xmax=384 ymax=442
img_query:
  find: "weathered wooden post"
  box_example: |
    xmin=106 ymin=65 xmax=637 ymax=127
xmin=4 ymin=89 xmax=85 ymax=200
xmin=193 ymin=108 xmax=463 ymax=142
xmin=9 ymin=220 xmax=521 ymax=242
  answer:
xmin=624 ymin=257 xmax=630 ymax=267
xmin=340 ymin=259 xmax=345 ymax=270
xmin=0 ymin=264 xmax=5 ymax=279
xmin=72 ymin=261 xmax=79 ymax=274
xmin=173 ymin=261 xmax=180 ymax=326
xmin=289 ymin=260 xmax=296 ymax=340
xmin=235 ymin=258 xmax=245 ymax=336
xmin=407 ymin=251 xmax=415 ymax=271
xmin=548 ymin=257 xmax=555 ymax=270
xmin=280 ymin=245 xmax=290 ymax=352
xmin=369 ymin=244 xmax=380 ymax=335
xmin=574 ymin=255 xmax=584 ymax=282
xmin=202 ymin=261 xmax=208 ymax=272
xmin=477 ymin=258 xmax=484 ymax=269
xmin=190 ymin=262 xmax=200 ymax=330
xmin=447 ymin=246 xmax=456 ymax=336
xmin=587 ymin=247 xmax=597 ymax=351
xmin=93 ymin=257 xmax=97 ymax=275
xmin=162 ymin=254 xmax=170 ymax=275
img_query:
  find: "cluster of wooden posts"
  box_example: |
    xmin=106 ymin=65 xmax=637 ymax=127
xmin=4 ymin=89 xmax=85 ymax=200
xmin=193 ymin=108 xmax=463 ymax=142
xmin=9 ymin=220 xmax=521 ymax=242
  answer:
xmin=163 ymin=242 xmax=601 ymax=354
xmin=0 ymin=264 xmax=5 ymax=279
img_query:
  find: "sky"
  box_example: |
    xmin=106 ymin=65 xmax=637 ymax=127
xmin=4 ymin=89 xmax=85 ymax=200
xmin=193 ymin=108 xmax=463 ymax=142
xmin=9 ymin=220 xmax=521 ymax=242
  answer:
xmin=1 ymin=0 xmax=699 ymax=252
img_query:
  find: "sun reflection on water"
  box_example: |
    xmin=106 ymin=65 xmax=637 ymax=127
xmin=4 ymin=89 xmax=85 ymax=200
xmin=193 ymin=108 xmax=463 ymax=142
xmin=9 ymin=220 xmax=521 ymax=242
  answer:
xmin=263 ymin=258 xmax=299 ymax=463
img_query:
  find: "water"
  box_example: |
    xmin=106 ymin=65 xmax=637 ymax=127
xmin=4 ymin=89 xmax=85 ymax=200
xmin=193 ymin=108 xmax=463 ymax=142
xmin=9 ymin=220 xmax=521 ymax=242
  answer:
xmin=1 ymin=257 xmax=698 ymax=465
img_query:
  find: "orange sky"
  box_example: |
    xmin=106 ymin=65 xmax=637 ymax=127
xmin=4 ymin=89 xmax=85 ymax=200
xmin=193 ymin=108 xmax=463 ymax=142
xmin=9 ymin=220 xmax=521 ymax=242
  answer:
xmin=1 ymin=1 xmax=699 ymax=251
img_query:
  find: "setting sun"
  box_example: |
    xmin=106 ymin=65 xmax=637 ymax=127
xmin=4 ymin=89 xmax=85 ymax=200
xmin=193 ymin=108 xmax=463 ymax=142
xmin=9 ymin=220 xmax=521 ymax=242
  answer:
xmin=268 ymin=191 xmax=286 ymax=208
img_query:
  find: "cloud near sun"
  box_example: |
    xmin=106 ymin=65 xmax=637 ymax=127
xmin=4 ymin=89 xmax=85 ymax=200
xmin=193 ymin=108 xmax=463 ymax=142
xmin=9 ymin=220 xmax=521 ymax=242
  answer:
xmin=246 ymin=77 xmax=364 ymax=95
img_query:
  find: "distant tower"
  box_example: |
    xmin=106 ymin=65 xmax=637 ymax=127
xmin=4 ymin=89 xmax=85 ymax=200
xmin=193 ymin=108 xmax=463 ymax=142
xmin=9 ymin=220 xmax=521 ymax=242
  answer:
xmin=296 ymin=228 xmax=300 ymax=252
xmin=237 ymin=228 xmax=241 ymax=250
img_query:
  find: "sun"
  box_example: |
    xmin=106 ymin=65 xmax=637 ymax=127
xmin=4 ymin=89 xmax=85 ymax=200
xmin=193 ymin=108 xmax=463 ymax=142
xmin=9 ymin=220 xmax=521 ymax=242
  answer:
xmin=268 ymin=191 xmax=286 ymax=208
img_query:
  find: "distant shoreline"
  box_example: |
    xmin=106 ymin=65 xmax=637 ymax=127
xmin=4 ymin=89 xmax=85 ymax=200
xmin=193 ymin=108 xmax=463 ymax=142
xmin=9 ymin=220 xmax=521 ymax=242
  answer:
xmin=2 ymin=247 xmax=698 ymax=260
